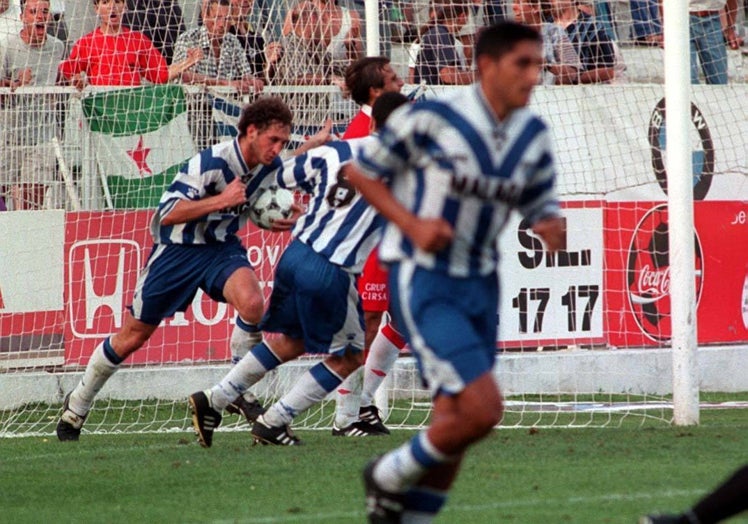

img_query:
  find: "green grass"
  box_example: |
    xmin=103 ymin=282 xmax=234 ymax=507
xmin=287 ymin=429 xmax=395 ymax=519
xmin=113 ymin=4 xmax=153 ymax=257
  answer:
xmin=1 ymin=407 xmax=747 ymax=523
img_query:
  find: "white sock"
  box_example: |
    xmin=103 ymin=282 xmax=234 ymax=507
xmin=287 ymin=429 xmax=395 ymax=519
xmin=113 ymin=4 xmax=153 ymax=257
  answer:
xmin=373 ymin=432 xmax=450 ymax=493
xmin=210 ymin=342 xmax=280 ymax=411
xmin=229 ymin=317 xmax=263 ymax=403
xmin=68 ymin=337 xmax=121 ymax=416
xmin=360 ymin=323 xmax=404 ymax=407
xmin=333 ymin=367 xmax=363 ymax=428
xmin=230 ymin=316 xmax=263 ymax=364
xmin=262 ymin=362 xmax=343 ymax=427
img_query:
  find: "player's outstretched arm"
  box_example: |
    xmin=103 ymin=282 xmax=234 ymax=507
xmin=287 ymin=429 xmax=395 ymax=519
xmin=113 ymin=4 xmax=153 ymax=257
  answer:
xmin=345 ymin=164 xmax=453 ymax=253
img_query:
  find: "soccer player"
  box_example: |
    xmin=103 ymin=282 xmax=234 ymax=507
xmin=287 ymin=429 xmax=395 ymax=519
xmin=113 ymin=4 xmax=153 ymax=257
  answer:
xmin=333 ymin=55 xmax=407 ymax=437
xmin=188 ymin=91 xmax=410 ymax=447
xmin=346 ymin=22 xmax=567 ymax=522
xmin=56 ymin=97 xmax=306 ymax=441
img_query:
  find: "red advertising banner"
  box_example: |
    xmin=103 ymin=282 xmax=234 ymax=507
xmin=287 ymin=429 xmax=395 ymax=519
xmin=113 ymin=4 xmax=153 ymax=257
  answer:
xmin=64 ymin=212 xmax=290 ymax=365
xmin=604 ymin=201 xmax=748 ymax=347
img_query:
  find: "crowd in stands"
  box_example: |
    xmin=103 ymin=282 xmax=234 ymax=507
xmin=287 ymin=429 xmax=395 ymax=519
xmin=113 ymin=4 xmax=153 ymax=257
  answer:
xmin=2 ymin=0 xmax=745 ymax=91
xmin=0 ymin=0 xmax=745 ymax=210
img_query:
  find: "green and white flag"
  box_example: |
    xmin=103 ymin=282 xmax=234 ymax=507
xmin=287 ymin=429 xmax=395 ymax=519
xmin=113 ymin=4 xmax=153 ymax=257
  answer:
xmin=82 ymin=85 xmax=196 ymax=209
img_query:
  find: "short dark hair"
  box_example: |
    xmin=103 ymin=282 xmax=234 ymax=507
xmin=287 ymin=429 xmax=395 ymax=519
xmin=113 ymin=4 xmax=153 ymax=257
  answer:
xmin=344 ymin=56 xmax=391 ymax=106
xmin=371 ymin=92 xmax=409 ymax=130
xmin=237 ymin=96 xmax=293 ymax=137
xmin=475 ymin=22 xmax=542 ymax=60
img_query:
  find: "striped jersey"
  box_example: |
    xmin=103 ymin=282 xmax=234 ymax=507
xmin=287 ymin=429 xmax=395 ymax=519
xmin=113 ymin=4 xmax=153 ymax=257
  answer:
xmin=272 ymin=137 xmax=383 ymax=274
xmin=151 ymin=139 xmax=281 ymax=244
xmin=356 ymin=84 xmax=560 ymax=278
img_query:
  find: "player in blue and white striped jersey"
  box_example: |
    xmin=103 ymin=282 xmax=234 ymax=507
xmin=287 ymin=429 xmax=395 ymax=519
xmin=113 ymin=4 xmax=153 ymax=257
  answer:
xmin=57 ymin=97 xmax=309 ymax=442
xmin=188 ymin=92 xmax=410 ymax=447
xmin=347 ymin=23 xmax=567 ymax=522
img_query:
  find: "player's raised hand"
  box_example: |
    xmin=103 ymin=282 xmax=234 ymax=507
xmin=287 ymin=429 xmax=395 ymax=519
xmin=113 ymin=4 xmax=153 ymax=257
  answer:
xmin=221 ymin=177 xmax=248 ymax=207
xmin=408 ymin=217 xmax=453 ymax=253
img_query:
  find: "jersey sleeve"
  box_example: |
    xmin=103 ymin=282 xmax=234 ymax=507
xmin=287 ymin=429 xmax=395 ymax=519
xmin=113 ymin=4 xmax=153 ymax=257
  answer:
xmin=355 ymin=104 xmax=423 ymax=183
xmin=156 ymin=156 xmax=215 ymax=219
xmin=275 ymin=141 xmax=354 ymax=193
xmin=517 ymin=126 xmax=561 ymax=225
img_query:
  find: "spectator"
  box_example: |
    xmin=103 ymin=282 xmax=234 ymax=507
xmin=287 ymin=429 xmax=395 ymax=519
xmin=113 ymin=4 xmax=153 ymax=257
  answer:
xmin=631 ymin=0 xmax=664 ymax=46
xmin=315 ymin=0 xmax=362 ymax=76
xmin=0 ymin=0 xmax=22 ymax=44
xmin=513 ymin=0 xmax=581 ymax=85
xmin=279 ymin=0 xmax=361 ymax=79
xmin=551 ymin=0 xmax=619 ymax=84
xmin=0 ymin=0 xmax=64 ymax=210
xmin=414 ymin=0 xmax=475 ymax=85
xmin=229 ymin=0 xmax=266 ymax=78
xmin=122 ymin=0 xmax=186 ymax=65
xmin=689 ymin=0 xmax=740 ymax=84
xmin=59 ymin=0 xmax=201 ymax=88
xmin=174 ymin=0 xmax=264 ymax=94
xmin=271 ymin=1 xmax=331 ymax=84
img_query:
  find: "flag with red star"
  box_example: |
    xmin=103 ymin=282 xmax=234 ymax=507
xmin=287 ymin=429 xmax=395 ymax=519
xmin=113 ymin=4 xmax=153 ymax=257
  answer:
xmin=82 ymin=85 xmax=196 ymax=208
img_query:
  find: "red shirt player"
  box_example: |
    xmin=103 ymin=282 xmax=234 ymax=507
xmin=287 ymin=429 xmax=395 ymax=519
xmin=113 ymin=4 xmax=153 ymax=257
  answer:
xmin=333 ymin=56 xmax=406 ymax=437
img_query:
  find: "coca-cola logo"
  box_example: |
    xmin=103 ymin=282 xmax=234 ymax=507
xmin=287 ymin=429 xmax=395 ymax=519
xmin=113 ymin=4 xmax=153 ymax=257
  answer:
xmin=636 ymin=265 xmax=670 ymax=302
xmin=648 ymin=97 xmax=714 ymax=201
xmin=626 ymin=204 xmax=704 ymax=342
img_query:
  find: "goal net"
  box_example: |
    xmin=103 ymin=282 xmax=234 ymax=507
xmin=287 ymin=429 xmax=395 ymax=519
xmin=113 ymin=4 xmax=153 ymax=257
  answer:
xmin=1 ymin=0 xmax=747 ymax=437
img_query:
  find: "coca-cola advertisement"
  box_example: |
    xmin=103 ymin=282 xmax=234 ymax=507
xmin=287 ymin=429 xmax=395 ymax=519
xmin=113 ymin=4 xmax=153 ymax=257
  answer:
xmin=605 ymin=201 xmax=747 ymax=347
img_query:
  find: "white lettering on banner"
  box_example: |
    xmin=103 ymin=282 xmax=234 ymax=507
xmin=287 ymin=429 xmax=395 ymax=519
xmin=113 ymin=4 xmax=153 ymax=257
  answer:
xmin=636 ymin=265 xmax=670 ymax=301
xmin=84 ymin=247 xmax=125 ymax=329
xmin=192 ymin=290 xmax=227 ymax=326
xmin=246 ymin=245 xmax=281 ymax=267
xmin=69 ymin=239 xmax=141 ymax=339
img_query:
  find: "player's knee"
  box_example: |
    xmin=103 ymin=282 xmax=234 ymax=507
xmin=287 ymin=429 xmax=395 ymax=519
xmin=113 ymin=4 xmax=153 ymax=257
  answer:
xmin=235 ymin=294 xmax=264 ymax=324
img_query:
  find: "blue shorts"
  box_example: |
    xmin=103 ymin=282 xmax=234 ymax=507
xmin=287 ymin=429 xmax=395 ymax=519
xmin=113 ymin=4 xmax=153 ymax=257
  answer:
xmin=260 ymin=240 xmax=364 ymax=355
xmin=130 ymin=241 xmax=252 ymax=325
xmin=388 ymin=260 xmax=498 ymax=397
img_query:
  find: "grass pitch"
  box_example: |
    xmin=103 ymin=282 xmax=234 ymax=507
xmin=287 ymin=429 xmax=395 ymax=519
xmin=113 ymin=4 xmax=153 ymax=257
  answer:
xmin=1 ymin=406 xmax=747 ymax=523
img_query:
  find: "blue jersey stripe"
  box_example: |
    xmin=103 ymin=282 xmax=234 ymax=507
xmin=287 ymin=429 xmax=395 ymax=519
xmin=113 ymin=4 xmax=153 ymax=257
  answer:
xmin=496 ymin=117 xmax=546 ymax=178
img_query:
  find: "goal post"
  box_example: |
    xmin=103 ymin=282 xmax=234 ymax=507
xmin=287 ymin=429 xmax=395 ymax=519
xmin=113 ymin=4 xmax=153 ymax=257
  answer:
xmin=663 ymin=0 xmax=699 ymax=426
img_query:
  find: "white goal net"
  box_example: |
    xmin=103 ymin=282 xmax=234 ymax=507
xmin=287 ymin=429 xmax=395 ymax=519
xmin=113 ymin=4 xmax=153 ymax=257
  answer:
xmin=1 ymin=0 xmax=747 ymax=437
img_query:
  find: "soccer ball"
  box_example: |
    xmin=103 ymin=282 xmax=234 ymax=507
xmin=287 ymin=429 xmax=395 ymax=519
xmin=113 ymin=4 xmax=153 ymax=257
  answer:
xmin=249 ymin=186 xmax=295 ymax=230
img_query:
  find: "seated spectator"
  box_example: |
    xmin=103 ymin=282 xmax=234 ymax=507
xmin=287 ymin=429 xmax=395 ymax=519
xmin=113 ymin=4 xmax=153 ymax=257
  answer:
xmin=59 ymin=0 xmax=201 ymax=88
xmin=173 ymin=0 xmax=264 ymax=94
xmin=270 ymin=1 xmax=332 ymax=84
xmin=122 ymin=0 xmax=186 ymax=65
xmin=229 ymin=0 xmax=266 ymax=77
xmin=280 ymin=0 xmax=361 ymax=78
xmin=0 ymin=0 xmax=22 ymax=44
xmin=0 ymin=0 xmax=65 ymax=209
xmin=513 ymin=0 xmax=580 ymax=85
xmin=551 ymin=0 xmax=618 ymax=84
xmin=414 ymin=0 xmax=475 ymax=85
